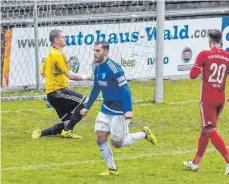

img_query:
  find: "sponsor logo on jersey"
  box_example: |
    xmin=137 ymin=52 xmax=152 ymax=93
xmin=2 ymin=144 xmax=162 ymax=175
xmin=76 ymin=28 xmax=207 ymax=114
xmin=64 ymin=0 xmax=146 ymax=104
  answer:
xmin=98 ymin=81 xmax=108 ymax=86
xmin=181 ymin=47 xmax=192 ymax=63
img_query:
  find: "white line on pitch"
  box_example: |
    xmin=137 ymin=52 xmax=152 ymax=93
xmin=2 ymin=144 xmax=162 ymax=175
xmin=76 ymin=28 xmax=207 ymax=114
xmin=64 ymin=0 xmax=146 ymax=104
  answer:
xmin=168 ymin=100 xmax=199 ymax=104
xmin=1 ymin=100 xmax=199 ymax=113
xmin=1 ymin=148 xmax=216 ymax=171
xmin=1 ymin=109 xmax=50 ymax=113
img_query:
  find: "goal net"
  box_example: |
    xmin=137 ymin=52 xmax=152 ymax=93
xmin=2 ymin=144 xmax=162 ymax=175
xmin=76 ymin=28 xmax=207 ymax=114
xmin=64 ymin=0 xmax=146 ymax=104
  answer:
xmin=1 ymin=0 xmax=160 ymax=102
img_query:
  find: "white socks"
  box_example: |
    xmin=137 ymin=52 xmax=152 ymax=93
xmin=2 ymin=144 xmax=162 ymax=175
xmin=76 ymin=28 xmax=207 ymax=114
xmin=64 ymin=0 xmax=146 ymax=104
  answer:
xmin=98 ymin=132 xmax=146 ymax=169
xmin=98 ymin=141 xmax=116 ymax=170
xmin=122 ymin=131 xmax=146 ymax=147
xmin=225 ymin=164 xmax=229 ymax=175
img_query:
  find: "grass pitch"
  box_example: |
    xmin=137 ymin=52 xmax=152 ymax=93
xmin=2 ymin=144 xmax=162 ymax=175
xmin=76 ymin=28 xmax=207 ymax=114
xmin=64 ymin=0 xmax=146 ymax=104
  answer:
xmin=1 ymin=79 xmax=229 ymax=184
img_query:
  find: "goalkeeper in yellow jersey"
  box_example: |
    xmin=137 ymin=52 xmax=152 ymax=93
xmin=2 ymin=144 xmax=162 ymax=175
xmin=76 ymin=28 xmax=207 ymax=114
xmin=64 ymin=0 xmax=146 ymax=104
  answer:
xmin=32 ymin=30 xmax=92 ymax=139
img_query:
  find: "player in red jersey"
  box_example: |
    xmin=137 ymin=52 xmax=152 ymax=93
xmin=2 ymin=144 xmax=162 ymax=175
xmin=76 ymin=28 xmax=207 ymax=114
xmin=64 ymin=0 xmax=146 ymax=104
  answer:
xmin=183 ymin=29 xmax=229 ymax=175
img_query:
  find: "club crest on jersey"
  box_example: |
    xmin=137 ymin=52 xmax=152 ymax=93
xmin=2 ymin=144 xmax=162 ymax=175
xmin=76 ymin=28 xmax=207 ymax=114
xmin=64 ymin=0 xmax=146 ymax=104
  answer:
xmin=182 ymin=47 xmax=192 ymax=63
xmin=102 ymin=73 xmax=106 ymax=79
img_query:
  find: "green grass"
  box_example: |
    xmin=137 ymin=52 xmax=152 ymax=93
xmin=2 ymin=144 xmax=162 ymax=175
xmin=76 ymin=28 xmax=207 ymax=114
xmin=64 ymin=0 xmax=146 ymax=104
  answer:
xmin=2 ymin=79 xmax=229 ymax=184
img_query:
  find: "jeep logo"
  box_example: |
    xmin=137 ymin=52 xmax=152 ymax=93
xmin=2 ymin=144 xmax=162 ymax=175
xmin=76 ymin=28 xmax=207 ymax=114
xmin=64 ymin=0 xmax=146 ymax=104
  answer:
xmin=120 ymin=58 xmax=136 ymax=68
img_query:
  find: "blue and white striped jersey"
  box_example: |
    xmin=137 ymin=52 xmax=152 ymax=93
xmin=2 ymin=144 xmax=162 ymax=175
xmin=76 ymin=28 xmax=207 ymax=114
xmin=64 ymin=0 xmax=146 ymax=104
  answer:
xmin=85 ymin=58 xmax=132 ymax=115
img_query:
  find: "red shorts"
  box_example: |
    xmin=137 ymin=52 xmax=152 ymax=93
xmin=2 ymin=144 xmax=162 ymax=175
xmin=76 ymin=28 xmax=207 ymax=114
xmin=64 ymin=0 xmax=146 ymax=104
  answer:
xmin=199 ymin=101 xmax=224 ymax=132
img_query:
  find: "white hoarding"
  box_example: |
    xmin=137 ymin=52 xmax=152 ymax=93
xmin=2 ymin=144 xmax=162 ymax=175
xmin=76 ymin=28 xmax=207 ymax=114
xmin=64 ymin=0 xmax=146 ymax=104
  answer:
xmin=8 ymin=17 xmax=223 ymax=87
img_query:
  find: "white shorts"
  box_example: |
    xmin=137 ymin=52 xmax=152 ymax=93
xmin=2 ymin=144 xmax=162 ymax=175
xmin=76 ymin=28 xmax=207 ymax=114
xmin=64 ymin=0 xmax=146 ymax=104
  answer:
xmin=95 ymin=112 xmax=130 ymax=141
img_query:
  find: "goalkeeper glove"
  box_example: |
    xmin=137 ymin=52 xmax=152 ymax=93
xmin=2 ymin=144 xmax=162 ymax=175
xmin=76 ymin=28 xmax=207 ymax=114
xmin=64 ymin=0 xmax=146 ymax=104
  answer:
xmin=81 ymin=73 xmax=94 ymax=81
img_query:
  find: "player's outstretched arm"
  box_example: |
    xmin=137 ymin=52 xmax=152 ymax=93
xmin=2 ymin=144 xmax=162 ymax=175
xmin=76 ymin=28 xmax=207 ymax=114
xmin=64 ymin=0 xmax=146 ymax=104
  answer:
xmin=84 ymin=72 xmax=100 ymax=113
xmin=65 ymin=71 xmax=93 ymax=81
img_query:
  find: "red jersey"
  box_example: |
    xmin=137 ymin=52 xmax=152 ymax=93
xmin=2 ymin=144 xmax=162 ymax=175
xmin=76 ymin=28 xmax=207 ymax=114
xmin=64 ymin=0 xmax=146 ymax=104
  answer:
xmin=190 ymin=47 xmax=229 ymax=102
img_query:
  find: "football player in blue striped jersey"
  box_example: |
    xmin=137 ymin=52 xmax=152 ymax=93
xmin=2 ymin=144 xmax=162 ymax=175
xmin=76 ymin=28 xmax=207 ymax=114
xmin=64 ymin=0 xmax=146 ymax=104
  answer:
xmin=80 ymin=41 xmax=157 ymax=176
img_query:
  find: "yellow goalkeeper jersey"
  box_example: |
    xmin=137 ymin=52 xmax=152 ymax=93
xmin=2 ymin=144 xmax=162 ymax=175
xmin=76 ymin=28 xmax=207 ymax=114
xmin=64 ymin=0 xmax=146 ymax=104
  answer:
xmin=45 ymin=46 xmax=70 ymax=94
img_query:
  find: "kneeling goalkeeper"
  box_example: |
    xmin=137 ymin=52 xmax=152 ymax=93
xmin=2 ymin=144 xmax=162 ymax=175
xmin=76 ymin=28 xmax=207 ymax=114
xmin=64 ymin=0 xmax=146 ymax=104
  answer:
xmin=32 ymin=30 xmax=92 ymax=139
